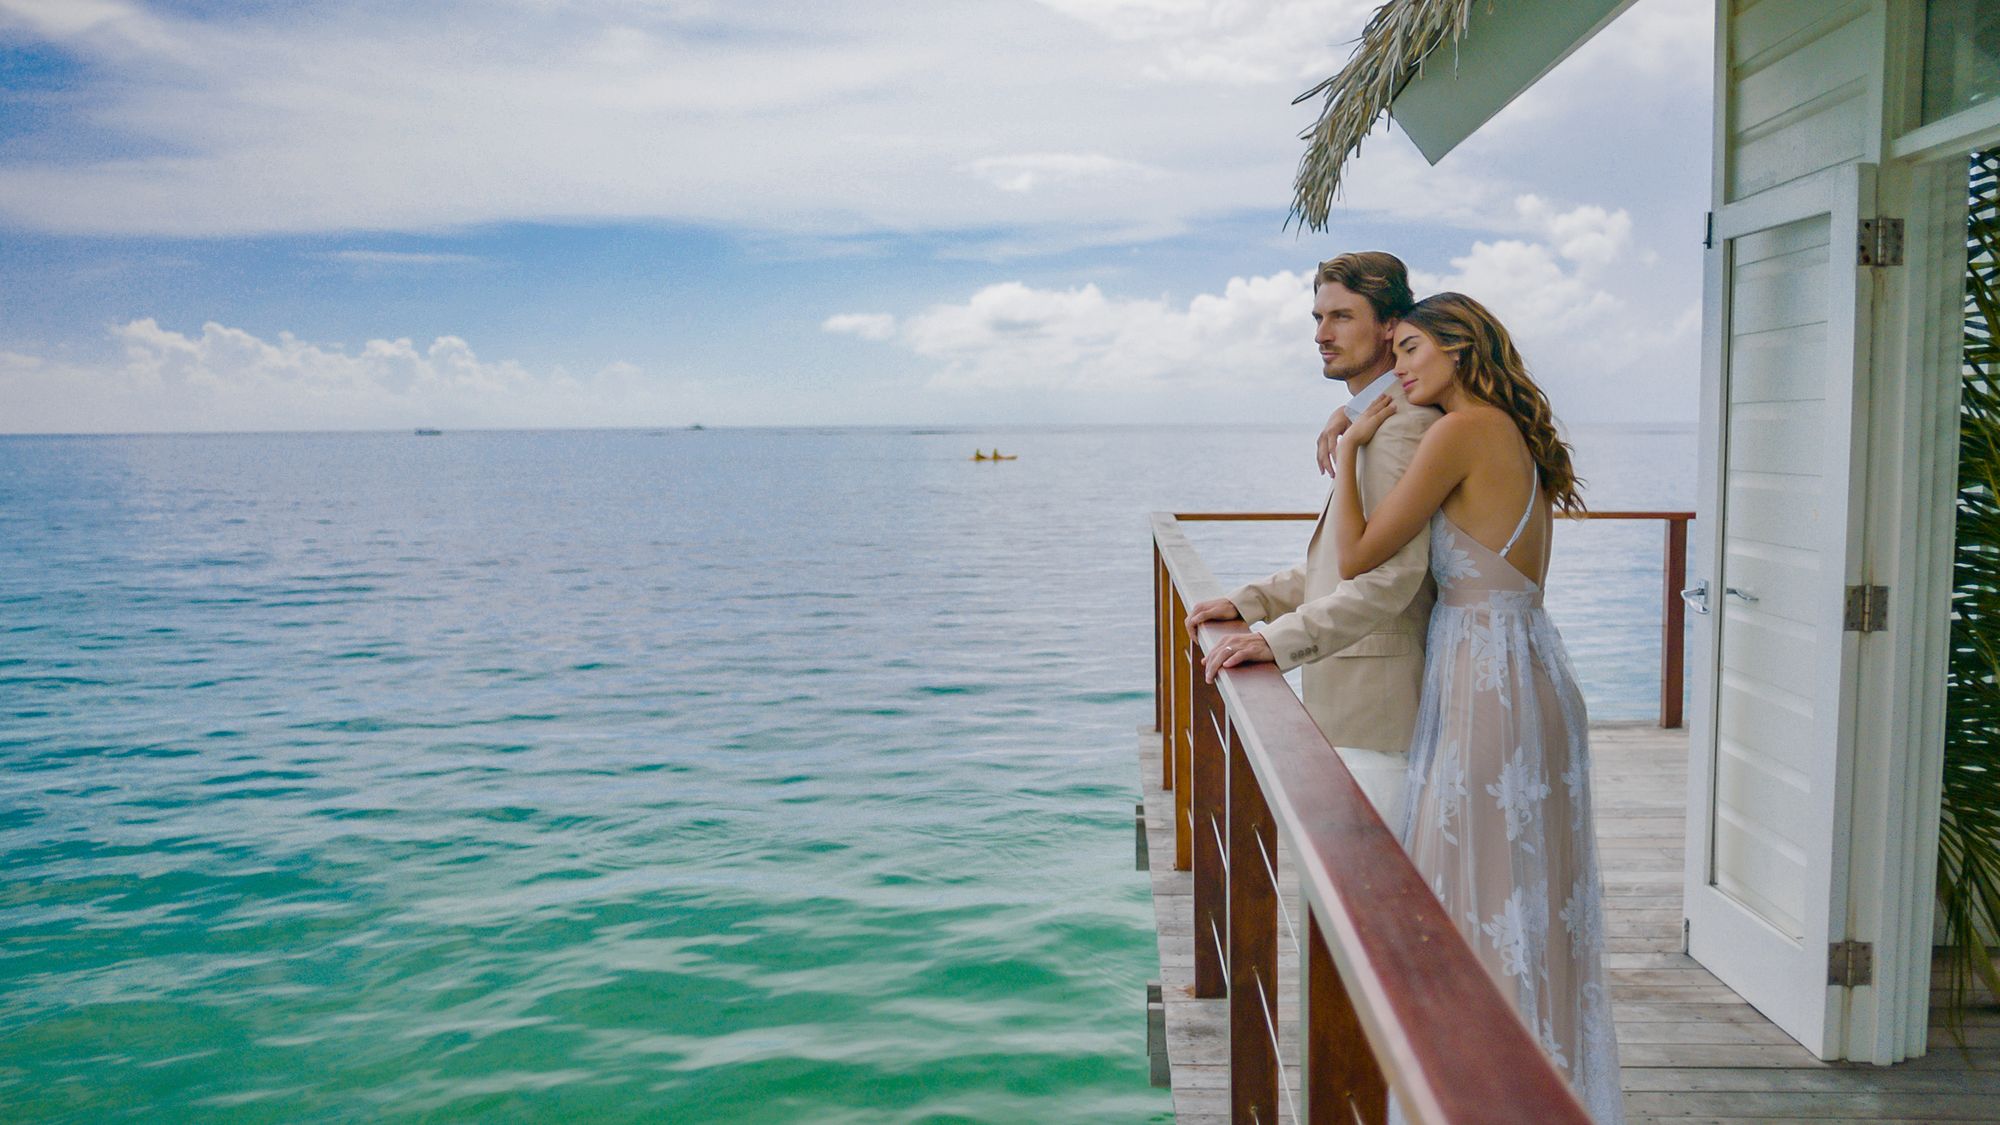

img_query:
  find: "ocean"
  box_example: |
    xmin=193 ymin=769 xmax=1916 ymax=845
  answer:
xmin=0 ymin=424 xmax=1694 ymax=1123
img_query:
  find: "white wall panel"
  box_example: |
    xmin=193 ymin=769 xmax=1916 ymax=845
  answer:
xmin=1727 ymin=1 xmax=1873 ymax=200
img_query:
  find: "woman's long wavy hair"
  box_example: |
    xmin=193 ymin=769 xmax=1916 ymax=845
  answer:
xmin=1402 ymin=292 xmax=1586 ymax=515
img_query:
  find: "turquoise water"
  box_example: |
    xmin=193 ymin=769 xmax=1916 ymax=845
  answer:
xmin=0 ymin=425 xmax=1691 ymax=1123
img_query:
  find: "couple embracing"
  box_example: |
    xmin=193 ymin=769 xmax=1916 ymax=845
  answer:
xmin=1186 ymin=252 xmax=1623 ymax=1123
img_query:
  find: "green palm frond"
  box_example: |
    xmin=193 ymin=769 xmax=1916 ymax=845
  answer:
xmin=1940 ymin=149 xmax=2000 ymax=1039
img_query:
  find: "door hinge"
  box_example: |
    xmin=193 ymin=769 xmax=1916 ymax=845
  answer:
xmin=1703 ymin=211 xmax=1715 ymax=250
xmin=1843 ymin=584 xmax=1888 ymax=632
xmin=1858 ymin=217 xmax=1904 ymax=266
xmin=1828 ymin=940 xmax=1874 ymax=987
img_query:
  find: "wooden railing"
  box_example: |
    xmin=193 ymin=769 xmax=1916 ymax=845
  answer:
xmin=1149 ymin=509 xmax=1698 ymax=1124
xmin=1168 ymin=509 xmax=1695 ymax=728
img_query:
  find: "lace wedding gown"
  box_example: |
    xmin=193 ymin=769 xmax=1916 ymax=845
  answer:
xmin=1393 ymin=475 xmax=1626 ymax=1124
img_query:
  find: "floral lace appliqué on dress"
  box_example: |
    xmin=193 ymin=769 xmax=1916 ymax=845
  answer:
xmin=1392 ymin=490 xmax=1626 ymax=1123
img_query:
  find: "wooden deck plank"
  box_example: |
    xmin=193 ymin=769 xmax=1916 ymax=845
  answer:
xmin=1137 ymin=722 xmax=2000 ymax=1123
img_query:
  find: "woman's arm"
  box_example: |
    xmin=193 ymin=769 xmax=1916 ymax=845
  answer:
xmin=1332 ymin=405 xmax=1473 ymax=580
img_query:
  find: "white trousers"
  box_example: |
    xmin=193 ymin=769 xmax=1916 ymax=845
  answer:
xmin=1334 ymin=746 xmax=1409 ymax=837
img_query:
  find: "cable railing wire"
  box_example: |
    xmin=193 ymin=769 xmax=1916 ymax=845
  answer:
xmin=1256 ymin=829 xmax=1304 ymax=960
xmin=1253 ymin=963 xmax=1301 ymax=1125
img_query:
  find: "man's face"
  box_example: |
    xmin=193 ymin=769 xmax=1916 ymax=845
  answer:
xmin=1312 ymin=281 xmax=1392 ymax=382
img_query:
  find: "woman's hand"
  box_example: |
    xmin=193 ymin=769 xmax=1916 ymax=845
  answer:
xmin=1339 ymin=394 xmax=1397 ymax=448
xmin=1316 ymin=407 xmax=1353 ymax=476
xmin=1201 ymin=631 xmax=1274 ymax=682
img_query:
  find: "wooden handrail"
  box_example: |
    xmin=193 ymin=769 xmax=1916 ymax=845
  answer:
xmin=1169 ymin=508 xmax=1694 ymax=728
xmin=1151 ymin=511 xmax=1593 ymax=1124
xmin=1172 ymin=510 xmax=1695 ymax=521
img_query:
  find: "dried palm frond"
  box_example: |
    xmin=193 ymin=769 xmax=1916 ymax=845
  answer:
xmin=1290 ymin=0 xmax=1477 ymax=231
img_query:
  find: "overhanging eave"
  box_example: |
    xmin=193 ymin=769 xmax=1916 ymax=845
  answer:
xmin=1390 ymin=0 xmax=1642 ymax=165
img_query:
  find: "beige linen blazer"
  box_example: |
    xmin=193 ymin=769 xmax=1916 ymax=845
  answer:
xmin=1228 ymin=384 xmax=1440 ymax=753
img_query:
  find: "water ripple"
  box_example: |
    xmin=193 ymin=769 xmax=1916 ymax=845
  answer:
xmin=0 ymin=426 xmax=1689 ymax=1122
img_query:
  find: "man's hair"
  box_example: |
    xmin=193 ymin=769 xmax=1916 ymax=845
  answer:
xmin=1313 ymin=252 xmax=1415 ymax=322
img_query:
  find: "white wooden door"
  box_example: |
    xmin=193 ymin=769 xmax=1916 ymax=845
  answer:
xmin=1683 ymin=162 xmax=1874 ymax=1057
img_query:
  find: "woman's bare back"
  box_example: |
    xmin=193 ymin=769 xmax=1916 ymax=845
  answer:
xmin=1436 ymin=405 xmax=1551 ymax=583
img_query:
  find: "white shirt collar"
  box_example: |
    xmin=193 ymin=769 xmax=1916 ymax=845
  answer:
xmin=1343 ymin=369 xmax=1399 ymax=418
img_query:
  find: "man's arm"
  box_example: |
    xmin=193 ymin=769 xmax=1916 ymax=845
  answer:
xmin=1226 ymin=560 xmax=1309 ymax=624
xmin=1186 ymin=560 xmax=1307 ymax=636
xmin=1257 ymin=408 xmax=1434 ymax=671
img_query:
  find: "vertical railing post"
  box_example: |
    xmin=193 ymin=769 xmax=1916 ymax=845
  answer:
xmin=1661 ymin=516 xmax=1688 ymax=729
xmin=1156 ymin=545 xmax=1171 ymax=763
xmin=1192 ymin=665 xmax=1228 ymax=999
xmin=1304 ymin=908 xmax=1388 ymax=1125
xmin=1173 ymin=589 xmax=1194 ymax=871
xmin=1228 ymin=732 xmax=1279 ymax=1123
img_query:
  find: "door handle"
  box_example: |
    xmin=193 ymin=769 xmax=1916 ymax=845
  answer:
xmin=1725 ymin=586 xmax=1758 ymax=604
xmin=1681 ymin=579 xmax=1710 ymax=615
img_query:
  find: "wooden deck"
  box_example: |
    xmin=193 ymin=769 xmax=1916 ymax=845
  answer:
xmin=1138 ymin=722 xmax=2000 ymax=1124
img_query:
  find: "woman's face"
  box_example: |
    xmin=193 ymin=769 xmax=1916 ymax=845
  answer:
xmin=1393 ymin=323 xmax=1456 ymax=407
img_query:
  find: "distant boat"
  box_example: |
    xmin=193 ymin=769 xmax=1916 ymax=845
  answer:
xmin=414 ymin=428 xmax=442 ymax=436
xmin=688 ymin=423 xmax=706 ymax=431
xmin=970 ymin=449 xmax=1018 ymax=461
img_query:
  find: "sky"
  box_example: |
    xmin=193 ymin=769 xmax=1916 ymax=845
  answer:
xmin=0 ymin=0 xmax=1713 ymax=433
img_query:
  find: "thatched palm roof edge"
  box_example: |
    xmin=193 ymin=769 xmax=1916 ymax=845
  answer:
xmin=1290 ymin=0 xmax=1478 ymax=232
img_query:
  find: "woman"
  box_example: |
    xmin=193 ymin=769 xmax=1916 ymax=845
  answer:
xmin=1330 ymin=292 xmax=1623 ymax=1123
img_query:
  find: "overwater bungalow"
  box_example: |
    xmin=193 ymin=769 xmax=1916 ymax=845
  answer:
xmin=1143 ymin=2 xmax=2000 ymax=1122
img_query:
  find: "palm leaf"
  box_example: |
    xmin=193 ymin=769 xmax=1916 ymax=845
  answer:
xmin=1289 ymin=0 xmax=1475 ymax=231
xmin=1940 ymin=149 xmax=2000 ymax=1040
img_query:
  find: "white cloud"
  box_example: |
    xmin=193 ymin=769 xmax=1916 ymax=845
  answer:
xmin=1414 ymin=239 xmax=1620 ymax=339
xmin=859 ymin=213 xmax=1695 ymax=421
xmin=0 ymin=0 xmax=1711 ymax=298
xmin=1514 ymin=195 xmax=1632 ymax=267
xmin=1407 ymin=227 xmax=1697 ymax=424
xmin=822 ymin=313 xmax=897 ymax=341
xmin=319 ymin=249 xmax=484 ymax=267
xmin=1033 ymin=0 xmax=1372 ymax=84
xmin=965 ymin=153 xmax=1163 ymax=194
xmin=1307 ymin=133 xmax=1513 ymax=231
xmin=895 ymin=270 xmax=1313 ymax=392
xmin=1570 ymin=1 xmax=1713 ymax=80
xmin=0 ymin=0 xmax=1709 ymax=427
xmin=0 ymin=319 xmax=697 ymax=432
xmin=894 ymin=245 xmax=1633 ymax=402
xmin=0 ymin=0 xmax=1314 ymax=240
xmin=0 ymin=0 xmax=182 ymax=56
xmin=1404 ymin=195 xmax=1637 ymax=345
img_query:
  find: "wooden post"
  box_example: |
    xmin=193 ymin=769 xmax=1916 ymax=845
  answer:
xmin=1304 ymin=907 xmax=1388 ymax=1124
xmin=1156 ymin=548 xmax=1173 ymax=777
xmin=1228 ymin=733 xmax=1280 ymax=1123
xmin=1661 ymin=517 xmax=1688 ymax=729
xmin=1192 ymin=669 xmax=1228 ymax=999
xmin=1173 ymin=590 xmax=1194 ymax=872
xmin=1152 ymin=546 xmax=1163 ymax=736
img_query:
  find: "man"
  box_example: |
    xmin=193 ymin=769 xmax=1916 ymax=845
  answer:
xmin=1184 ymin=252 xmax=1440 ymax=832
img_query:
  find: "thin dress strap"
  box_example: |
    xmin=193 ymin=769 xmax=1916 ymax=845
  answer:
xmin=1500 ymin=453 xmax=1538 ymax=559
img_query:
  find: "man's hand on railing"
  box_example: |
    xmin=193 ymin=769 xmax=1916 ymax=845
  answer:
xmin=1184 ymin=597 xmax=1241 ymax=633
xmin=1200 ymin=631 xmax=1274 ymax=682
